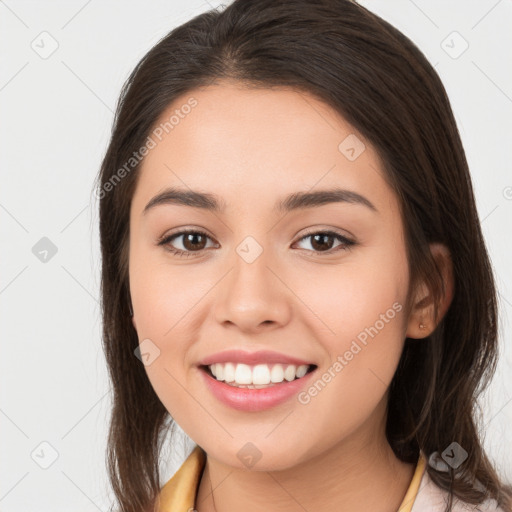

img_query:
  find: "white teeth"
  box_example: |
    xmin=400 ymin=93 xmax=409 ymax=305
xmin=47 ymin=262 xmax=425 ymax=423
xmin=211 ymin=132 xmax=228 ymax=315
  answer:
xmin=296 ymin=364 xmax=308 ymax=378
xmin=224 ymin=362 xmax=236 ymax=383
xmin=207 ymin=362 xmax=312 ymax=386
xmin=252 ymin=364 xmax=271 ymax=385
xmin=234 ymin=363 xmax=252 ymax=384
xmin=270 ymin=364 xmax=284 ymax=383
xmin=284 ymin=365 xmax=296 ymax=381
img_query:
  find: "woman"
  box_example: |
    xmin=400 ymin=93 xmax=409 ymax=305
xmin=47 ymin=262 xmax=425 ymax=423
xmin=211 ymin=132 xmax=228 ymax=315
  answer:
xmin=95 ymin=1 xmax=512 ymax=511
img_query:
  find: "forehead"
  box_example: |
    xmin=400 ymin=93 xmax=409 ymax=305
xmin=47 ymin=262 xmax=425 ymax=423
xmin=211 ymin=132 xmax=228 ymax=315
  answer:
xmin=131 ymin=82 xmax=397 ymax=217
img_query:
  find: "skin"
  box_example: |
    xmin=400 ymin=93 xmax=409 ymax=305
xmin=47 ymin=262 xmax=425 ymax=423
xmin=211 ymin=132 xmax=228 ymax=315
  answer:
xmin=129 ymin=81 xmax=453 ymax=512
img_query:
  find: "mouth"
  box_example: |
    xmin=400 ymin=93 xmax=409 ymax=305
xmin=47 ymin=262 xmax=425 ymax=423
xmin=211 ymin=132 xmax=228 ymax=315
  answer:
xmin=199 ymin=362 xmax=318 ymax=389
xmin=199 ymin=361 xmax=318 ymax=412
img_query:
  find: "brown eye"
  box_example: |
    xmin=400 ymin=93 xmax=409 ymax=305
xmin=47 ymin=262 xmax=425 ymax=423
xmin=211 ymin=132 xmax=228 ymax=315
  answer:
xmin=158 ymin=229 xmax=215 ymax=257
xmin=310 ymin=233 xmax=335 ymax=251
xmin=180 ymin=232 xmax=208 ymax=251
xmin=295 ymin=231 xmax=355 ymax=254
xmin=158 ymin=229 xmax=355 ymax=258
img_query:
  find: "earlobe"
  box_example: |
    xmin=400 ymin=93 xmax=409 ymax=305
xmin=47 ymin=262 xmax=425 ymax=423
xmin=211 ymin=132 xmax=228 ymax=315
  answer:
xmin=406 ymin=243 xmax=454 ymax=339
xmin=406 ymin=281 xmax=433 ymax=339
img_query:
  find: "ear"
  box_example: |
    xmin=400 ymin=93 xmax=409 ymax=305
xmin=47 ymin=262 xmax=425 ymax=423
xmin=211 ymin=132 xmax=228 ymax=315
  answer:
xmin=406 ymin=243 xmax=454 ymax=339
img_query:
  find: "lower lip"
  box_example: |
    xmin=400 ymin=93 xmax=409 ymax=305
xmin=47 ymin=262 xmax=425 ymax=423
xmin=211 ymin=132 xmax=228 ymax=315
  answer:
xmin=199 ymin=367 xmax=317 ymax=412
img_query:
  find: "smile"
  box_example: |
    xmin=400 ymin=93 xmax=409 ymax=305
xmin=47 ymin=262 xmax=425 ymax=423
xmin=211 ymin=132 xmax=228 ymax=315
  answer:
xmin=205 ymin=362 xmax=314 ymax=387
xmin=199 ymin=362 xmax=318 ymax=411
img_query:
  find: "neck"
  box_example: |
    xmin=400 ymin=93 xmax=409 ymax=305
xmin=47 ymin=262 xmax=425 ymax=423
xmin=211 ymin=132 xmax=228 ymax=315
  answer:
xmin=195 ymin=406 xmax=416 ymax=512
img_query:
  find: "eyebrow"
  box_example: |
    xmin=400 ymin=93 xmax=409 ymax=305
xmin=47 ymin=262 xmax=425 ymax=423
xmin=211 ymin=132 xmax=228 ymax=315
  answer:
xmin=142 ymin=186 xmax=377 ymax=215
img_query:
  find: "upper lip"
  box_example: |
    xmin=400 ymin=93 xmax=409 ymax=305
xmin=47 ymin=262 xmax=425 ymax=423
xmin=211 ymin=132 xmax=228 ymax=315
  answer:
xmin=197 ymin=349 xmax=315 ymax=367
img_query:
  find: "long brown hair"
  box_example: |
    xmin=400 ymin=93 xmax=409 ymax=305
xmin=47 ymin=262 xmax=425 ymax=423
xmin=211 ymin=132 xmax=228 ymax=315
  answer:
xmin=94 ymin=1 xmax=512 ymax=510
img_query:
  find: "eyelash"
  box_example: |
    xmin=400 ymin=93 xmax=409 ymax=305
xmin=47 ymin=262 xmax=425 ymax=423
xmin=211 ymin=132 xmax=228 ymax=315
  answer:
xmin=157 ymin=228 xmax=356 ymax=258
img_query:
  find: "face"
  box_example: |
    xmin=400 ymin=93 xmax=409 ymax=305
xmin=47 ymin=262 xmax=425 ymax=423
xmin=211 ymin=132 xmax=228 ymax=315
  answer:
xmin=129 ymin=81 xmax=411 ymax=470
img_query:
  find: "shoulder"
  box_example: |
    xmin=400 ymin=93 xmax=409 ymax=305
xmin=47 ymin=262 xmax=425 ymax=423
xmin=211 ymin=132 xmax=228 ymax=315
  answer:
xmin=411 ymin=467 xmax=505 ymax=512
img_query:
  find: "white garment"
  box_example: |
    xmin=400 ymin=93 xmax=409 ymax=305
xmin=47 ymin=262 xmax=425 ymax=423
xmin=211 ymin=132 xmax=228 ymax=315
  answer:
xmin=411 ymin=468 xmax=505 ymax=512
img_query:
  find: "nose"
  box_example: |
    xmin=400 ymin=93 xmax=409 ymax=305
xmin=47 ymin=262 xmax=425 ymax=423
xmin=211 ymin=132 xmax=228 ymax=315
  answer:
xmin=213 ymin=247 xmax=292 ymax=333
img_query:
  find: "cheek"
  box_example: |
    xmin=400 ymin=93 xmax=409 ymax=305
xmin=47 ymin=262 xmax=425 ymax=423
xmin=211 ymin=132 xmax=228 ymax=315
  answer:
xmin=288 ymin=242 xmax=409 ymax=422
xmin=291 ymin=239 xmax=409 ymax=349
xmin=129 ymin=247 xmax=215 ymax=418
xmin=289 ymin=296 xmax=407 ymax=461
xmin=129 ymin=239 xmax=209 ymax=339
xmin=298 ymin=268 xmax=407 ymax=406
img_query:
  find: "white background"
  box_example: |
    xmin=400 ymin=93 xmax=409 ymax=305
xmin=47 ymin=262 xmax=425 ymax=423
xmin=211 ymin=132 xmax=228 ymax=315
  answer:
xmin=1 ymin=1 xmax=511 ymax=510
